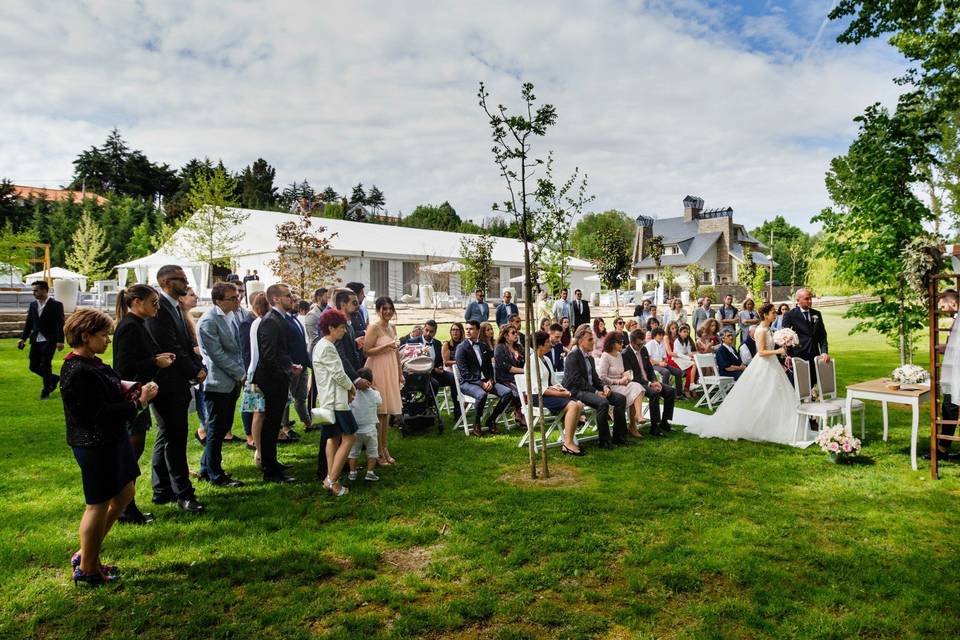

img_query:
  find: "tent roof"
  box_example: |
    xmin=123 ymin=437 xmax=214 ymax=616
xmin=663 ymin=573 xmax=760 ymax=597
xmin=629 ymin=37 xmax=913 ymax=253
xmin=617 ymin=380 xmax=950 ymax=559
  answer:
xmin=23 ymin=267 xmax=87 ymax=280
xmin=115 ymin=249 xmax=205 ymax=269
xmin=169 ymin=207 xmax=595 ymax=270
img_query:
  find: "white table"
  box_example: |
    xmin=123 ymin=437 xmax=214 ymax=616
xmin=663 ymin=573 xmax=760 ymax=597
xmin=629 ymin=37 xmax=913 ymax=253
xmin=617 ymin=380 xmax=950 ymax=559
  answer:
xmin=844 ymin=379 xmax=930 ymax=470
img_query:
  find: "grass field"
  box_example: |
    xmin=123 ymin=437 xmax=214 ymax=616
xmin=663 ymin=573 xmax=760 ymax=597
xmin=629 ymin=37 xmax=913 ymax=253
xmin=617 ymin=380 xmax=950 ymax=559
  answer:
xmin=2 ymin=306 xmax=959 ymax=639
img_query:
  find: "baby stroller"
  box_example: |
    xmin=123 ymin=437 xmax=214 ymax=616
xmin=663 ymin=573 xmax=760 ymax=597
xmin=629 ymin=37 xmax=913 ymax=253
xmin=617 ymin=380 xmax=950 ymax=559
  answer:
xmin=398 ymin=346 xmax=442 ymax=436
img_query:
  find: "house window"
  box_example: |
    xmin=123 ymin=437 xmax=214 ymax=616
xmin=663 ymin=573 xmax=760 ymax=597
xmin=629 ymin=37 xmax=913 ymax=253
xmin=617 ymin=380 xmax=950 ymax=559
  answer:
xmin=369 ymin=259 xmax=389 ymax=298
xmin=666 ymin=246 xmax=678 ymax=255
xmin=509 ymin=268 xmax=522 ymax=299
xmin=645 ymin=273 xmax=655 ymax=281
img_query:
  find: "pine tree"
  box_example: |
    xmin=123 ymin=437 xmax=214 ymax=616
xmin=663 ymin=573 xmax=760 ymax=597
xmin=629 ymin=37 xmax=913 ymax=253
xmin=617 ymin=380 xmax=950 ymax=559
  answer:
xmin=66 ymin=212 xmax=110 ymax=284
xmin=366 ymin=185 xmax=385 ymax=212
xmin=350 ymin=183 xmax=366 ymax=205
xmin=320 ymin=186 xmax=339 ymax=203
xmin=238 ymin=158 xmax=278 ymax=209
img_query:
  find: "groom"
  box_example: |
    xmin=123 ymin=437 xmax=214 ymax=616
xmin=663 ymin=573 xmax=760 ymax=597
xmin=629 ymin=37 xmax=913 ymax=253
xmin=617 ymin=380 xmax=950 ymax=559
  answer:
xmin=782 ymin=288 xmax=829 ymax=382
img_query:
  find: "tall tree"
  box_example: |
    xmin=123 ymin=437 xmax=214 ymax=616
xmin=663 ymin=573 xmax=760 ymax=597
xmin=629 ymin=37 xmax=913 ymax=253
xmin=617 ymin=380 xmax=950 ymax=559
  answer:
xmin=366 ymin=185 xmax=386 ymax=213
xmin=402 ymin=202 xmax=462 ymax=231
xmin=752 ymin=216 xmax=813 ymax=285
xmin=69 ymin=128 xmax=177 ymax=200
xmin=350 ymin=183 xmax=366 ymax=206
xmin=0 ymin=223 xmax=38 ymax=286
xmin=479 ymin=80 xmax=558 ymax=479
xmin=458 ymin=233 xmax=495 ymax=294
xmin=593 ymin=233 xmax=632 ymax=315
xmin=813 ymin=93 xmax=937 ymax=364
xmin=319 ymin=186 xmax=339 ymax=203
xmin=268 ymin=211 xmax=346 ymax=297
xmin=65 ymin=212 xmax=110 ymax=285
xmin=178 ymin=166 xmax=248 ymax=269
xmin=570 ymin=210 xmax=634 ymax=261
xmin=237 ymin=158 xmax=278 ymax=209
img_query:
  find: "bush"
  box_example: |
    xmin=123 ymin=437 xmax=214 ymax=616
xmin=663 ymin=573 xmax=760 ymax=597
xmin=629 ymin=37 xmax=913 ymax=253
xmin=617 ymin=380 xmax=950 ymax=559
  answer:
xmin=693 ymin=285 xmax=717 ymax=302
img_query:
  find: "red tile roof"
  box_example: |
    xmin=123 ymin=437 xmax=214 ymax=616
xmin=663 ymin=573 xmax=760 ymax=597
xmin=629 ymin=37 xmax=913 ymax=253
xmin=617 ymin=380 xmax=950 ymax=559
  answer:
xmin=12 ymin=185 xmax=108 ymax=205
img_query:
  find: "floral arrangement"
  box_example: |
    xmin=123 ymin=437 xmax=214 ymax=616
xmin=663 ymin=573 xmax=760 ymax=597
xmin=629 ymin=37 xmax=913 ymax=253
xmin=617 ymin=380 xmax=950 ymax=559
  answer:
xmin=901 ymin=234 xmax=945 ymax=302
xmin=816 ymin=425 xmax=862 ymax=462
xmin=891 ymin=364 xmax=929 ymax=385
xmin=773 ymin=327 xmax=799 ymax=347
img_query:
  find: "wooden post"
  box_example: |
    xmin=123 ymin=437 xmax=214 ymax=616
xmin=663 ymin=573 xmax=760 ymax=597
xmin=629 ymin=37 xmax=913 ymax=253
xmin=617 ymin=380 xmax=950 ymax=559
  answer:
xmin=928 ymin=276 xmax=939 ymax=480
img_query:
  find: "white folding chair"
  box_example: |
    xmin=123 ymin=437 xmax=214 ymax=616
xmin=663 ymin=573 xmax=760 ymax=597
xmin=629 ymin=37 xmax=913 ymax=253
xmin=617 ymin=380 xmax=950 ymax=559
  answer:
xmin=793 ymin=358 xmax=844 ymax=440
xmin=814 ymin=357 xmax=865 ymax=438
xmin=437 ymin=385 xmax=453 ymax=415
xmin=452 ymin=365 xmax=514 ymax=435
xmin=515 ymin=374 xmax=564 ymax=452
xmin=693 ymin=353 xmax=735 ymax=412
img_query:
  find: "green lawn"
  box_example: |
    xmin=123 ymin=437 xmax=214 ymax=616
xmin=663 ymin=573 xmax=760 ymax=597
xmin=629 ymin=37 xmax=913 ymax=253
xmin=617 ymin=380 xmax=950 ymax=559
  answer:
xmin=2 ymin=306 xmax=959 ymax=639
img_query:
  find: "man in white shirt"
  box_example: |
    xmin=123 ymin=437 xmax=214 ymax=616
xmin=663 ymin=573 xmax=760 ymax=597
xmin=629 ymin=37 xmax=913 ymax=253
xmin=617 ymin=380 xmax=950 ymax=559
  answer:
xmin=552 ymin=288 xmax=571 ymax=323
xmin=645 ymin=328 xmax=683 ymax=391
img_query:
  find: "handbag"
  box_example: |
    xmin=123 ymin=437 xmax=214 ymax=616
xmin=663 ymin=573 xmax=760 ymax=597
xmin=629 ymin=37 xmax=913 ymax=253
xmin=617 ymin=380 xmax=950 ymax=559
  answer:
xmin=311 ymin=407 xmax=335 ymax=425
xmin=120 ymin=380 xmax=142 ymax=402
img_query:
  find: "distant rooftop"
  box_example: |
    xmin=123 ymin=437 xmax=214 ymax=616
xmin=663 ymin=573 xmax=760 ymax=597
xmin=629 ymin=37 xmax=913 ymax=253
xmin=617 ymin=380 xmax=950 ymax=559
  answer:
xmin=12 ymin=185 xmax=108 ymax=205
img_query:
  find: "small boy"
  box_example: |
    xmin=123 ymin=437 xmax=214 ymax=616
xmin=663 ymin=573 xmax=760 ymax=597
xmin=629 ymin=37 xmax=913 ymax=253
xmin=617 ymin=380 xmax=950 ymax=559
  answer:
xmin=348 ymin=368 xmax=382 ymax=482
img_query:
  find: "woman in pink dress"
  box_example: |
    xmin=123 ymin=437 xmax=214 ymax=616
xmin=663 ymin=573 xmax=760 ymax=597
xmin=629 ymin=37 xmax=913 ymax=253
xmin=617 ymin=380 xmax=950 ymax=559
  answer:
xmin=363 ymin=296 xmax=403 ymax=465
xmin=596 ymin=331 xmax=645 ymax=437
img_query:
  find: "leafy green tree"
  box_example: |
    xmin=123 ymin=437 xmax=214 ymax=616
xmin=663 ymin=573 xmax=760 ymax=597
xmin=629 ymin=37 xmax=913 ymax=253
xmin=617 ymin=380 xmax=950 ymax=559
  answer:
xmin=661 ymin=265 xmax=677 ymax=297
xmin=482 ymin=216 xmax=519 ymax=238
xmin=570 ymin=210 xmax=634 ymax=261
xmin=65 ymin=212 xmax=110 ymax=285
xmin=751 ymin=216 xmax=813 ymax=285
xmin=751 ymin=266 xmax=767 ymax=302
xmin=366 ymin=185 xmax=386 ymax=213
xmin=129 ymin=217 xmax=154 ymax=258
xmin=321 ymin=202 xmax=344 ymax=219
xmin=813 ymin=94 xmax=937 ymax=365
xmin=0 ymin=223 xmax=38 ymax=285
xmin=402 ymin=202 xmax=462 ymax=231
xmin=458 ymin=232 xmax=495 ymax=294
xmin=237 ymin=158 xmax=278 ymax=209
xmin=179 ymin=167 xmax=248 ymax=268
xmin=166 ymin=157 xmax=215 ymax=220
xmin=593 ymin=233 xmax=633 ymax=315
xmin=69 ymin=128 xmax=177 ymax=201
xmin=320 ymin=187 xmax=339 ymax=203
xmin=647 ymin=234 xmax=665 ymax=283
xmin=350 ymin=183 xmax=366 ymax=206
xmin=685 ymin=263 xmax=703 ymax=296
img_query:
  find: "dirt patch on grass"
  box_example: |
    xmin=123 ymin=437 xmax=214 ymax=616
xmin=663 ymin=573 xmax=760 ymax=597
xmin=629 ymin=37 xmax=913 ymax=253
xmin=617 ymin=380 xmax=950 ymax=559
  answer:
xmin=382 ymin=543 xmax=444 ymax=574
xmin=498 ymin=463 xmax=585 ymax=488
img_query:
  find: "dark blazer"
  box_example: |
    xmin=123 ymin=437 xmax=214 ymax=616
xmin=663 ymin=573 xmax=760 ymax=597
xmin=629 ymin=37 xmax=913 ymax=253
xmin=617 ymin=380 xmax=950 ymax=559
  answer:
xmin=285 ymin=314 xmax=310 ymax=369
xmin=20 ymin=298 xmax=65 ymax=344
xmin=145 ymin=294 xmax=203 ymax=396
xmin=495 ymin=302 xmax=519 ymax=328
xmin=715 ymin=344 xmax=744 ymax=379
xmin=571 ymin=298 xmax=591 ymax=329
xmin=335 ymin=320 xmax=364 ymax=381
xmin=455 ymin=340 xmax=494 ymax=384
xmin=622 ymin=344 xmax=659 ymax=388
xmin=240 ymin=315 xmax=255 ymax=370
xmin=547 ymin=343 xmax=565 ymax=372
xmin=112 ymin=314 xmax=160 ymax=384
xmin=782 ymin=306 xmax=828 ymax=361
xmin=254 ymin=309 xmax=292 ymax=386
xmin=493 ymin=343 xmax=524 ymax=385
xmin=562 ymin=348 xmax=604 ymax=395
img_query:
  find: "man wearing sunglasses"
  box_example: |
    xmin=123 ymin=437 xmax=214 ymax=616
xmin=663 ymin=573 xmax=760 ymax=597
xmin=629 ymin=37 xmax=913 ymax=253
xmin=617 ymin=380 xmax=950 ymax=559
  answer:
xmin=146 ymin=265 xmax=207 ymax=513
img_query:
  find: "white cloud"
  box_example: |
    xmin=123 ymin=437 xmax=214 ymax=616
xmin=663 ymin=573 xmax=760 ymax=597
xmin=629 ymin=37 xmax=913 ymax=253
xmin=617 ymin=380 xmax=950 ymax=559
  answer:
xmin=0 ymin=0 xmax=908 ymax=232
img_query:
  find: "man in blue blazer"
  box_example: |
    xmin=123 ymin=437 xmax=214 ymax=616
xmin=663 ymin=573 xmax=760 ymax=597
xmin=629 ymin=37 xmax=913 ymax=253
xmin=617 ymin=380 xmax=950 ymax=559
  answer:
xmin=455 ymin=320 xmax=512 ymax=436
xmin=715 ymin=331 xmax=747 ymax=381
xmin=197 ymin=282 xmax=246 ymax=487
xmin=18 ymin=280 xmax=64 ymax=399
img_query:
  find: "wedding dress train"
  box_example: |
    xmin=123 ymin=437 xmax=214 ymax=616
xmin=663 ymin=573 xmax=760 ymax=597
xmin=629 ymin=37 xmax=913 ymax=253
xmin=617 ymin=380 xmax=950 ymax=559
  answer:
xmin=683 ymin=326 xmax=814 ymax=448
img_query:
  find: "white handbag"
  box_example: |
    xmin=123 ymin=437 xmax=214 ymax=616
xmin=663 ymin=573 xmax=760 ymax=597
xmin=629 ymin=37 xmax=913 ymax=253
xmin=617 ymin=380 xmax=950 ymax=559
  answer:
xmin=311 ymin=407 xmax=335 ymax=425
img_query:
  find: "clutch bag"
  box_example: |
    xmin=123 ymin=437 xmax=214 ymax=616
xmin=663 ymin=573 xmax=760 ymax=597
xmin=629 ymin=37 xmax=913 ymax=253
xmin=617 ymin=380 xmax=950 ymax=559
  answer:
xmin=311 ymin=407 xmax=335 ymax=425
xmin=120 ymin=380 xmax=142 ymax=401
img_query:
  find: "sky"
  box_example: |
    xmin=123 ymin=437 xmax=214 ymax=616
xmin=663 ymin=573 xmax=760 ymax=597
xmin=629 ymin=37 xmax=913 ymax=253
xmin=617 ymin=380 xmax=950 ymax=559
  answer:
xmin=0 ymin=0 xmax=908 ymax=232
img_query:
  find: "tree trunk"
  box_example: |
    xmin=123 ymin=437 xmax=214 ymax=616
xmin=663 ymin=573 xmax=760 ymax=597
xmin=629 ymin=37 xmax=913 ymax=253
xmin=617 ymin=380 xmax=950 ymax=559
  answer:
xmin=898 ymin=279 xmax=907 ymax=367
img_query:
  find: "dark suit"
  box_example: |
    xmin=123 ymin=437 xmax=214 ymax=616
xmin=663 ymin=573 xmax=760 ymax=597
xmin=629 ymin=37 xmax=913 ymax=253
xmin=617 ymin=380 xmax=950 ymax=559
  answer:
xmin=145 ymin=293 xmax=204 ymax=501
xmin=622 ymin=345 xmax=675 ymax=428
xmin=782 ymin=306 xmax=828 ymax=382
xmin=547 ymin=343 xmax=565 ymax=372
xmin=254 ymin=309 xmax=293 ymax=478
xmin=715 ymin=343 xmax=745 ymax=381
xmin=20 ymin=297 xmax=64 ymax=392
xmin=455 ymin=340 xmax=512 ymax=428
xmin=284 ymin=314 xmax=311 ymax=428
xmin=571 ymin=298 xmax=591 ymax=329
xmin=562 ymin=348 xmax=627 ymax=443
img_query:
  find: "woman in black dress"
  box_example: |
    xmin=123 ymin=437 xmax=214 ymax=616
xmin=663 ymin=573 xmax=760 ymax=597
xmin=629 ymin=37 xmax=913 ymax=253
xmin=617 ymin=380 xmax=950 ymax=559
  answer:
xmin=113 ymin=285 xmax=175 ymax=524
xmin=494 ymin=324 xmax=526 ymax=426
xmin=61 ymin=309 xmax=158 ymax=585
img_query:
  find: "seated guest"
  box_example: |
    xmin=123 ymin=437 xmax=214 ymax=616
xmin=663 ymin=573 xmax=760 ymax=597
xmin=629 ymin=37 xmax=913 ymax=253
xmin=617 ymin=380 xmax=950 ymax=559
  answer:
xmin=646 ymin=315 xmax=661 ymax=334
xmin=563 ymin=324 xmax=628 ymax=448
xmin=496 ymin=289 xmax=519 ymax=327
xmin=625 ymin=318 xmax=639 ymax=333
xmin=648 ymin=305 xmax=660 ymax=325
xmin=696 ymin=318 xmax=720 ymax=353
xmin=672 ymin=323 xmax=698 ymax=398
xmin=547 ymin=323 xmax=566 ymax=373
xmin=400 ymin=324 xmax=423 ymax=344
xmin=530 ymin=331 xmax=584 ymax=455
xmin=408 ymin=319 xmax=460 ymax=423
xmin=61 ymin=308 xmax=159 ymax=585
xmin=632 ymin=298 xmax=652 ymax=324
xmin=479 ymin=321 xmax=496 ymax=352
xmin=715 ymin=331 xmax=747 ymax=380
xmin=560 ymin=317 xmax=572 ymax=348
xmin=596 ymin=331 xmax=646 ymax=437
xmin=591 ymin=318 xmax=608 ymax=359
xmin=455 ymin=320 xmax=513 ymax=436
xmin=612 ymin=317 xmax=626 ymax=334
xmin=539 ymin=317 xmax=552 ymax=333
xmin=621 ymin=329 xmax=676 ymax=436
xmin=441 ymin=322 xmax=465 ymax=373
xmin=740 ymin=325 xmax=758 ymax=365
xmin=508 ymin=313 xmax=526 ymax=350
xmin=494 ymin=323 xmax=526 ymax=426
xmin=646 ymin=328 xmax=684 ymax=391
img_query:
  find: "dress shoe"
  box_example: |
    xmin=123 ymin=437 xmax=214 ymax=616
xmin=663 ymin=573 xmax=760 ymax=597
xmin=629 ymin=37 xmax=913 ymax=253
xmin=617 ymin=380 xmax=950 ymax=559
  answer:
xmin=470 ymin=425 xmax=484 ymax=437
xmin=40 ymin=389 xmax=50 ymax=400
xmin=211 ymin=475 xmax=244 ymax=488
xmin=612 ymin=437 xmax=628 ymax=446
xmin=263 ymin=473 xmax=296 ymax=483
xmin=152 ymin=494 xmax=176 ymax=505
xmin=660 ymin=422 xmax=673 ymax=432
xmin=304 ymin=424 xmax=320 ymax=432
xmin=176 ymin=498 xmax=205 ymax=513
xmin=49 ymin=374 xmax=60 ymax=391
xmin=598 ymin=440 xmax=614 ymax=450
xmin=486 ymin=423 xmax=500 ymax=435
xmin=197 ymin=471 xmax=211 ymax=482
xmin=194 ymin=430 xmax=206 ymax=446
xmin=648 ymin=426 xmax=663 ymax=437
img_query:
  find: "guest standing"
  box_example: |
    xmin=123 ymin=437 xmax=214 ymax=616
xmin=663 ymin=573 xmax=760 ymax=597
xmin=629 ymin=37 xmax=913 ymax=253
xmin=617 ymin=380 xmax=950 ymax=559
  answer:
xmin=61 ymin=309 xmax=158 ymax=585
xmin=591 ymin=318 xmax=608 ymax=359
xmin=284 ymin=294 xmax=312 ymax=436
xmin=717 ymin=294 xmax=739 ymax=338
xmin=692 ymin=297 xmax=716 ymax=333
xmin=196 ymin=282 xmax=246 ymax=487
xmin=18 ymin=280 xmax=64 ymax=399
xmin=146 ymin=266 xmax=206 ymax=513
xmin=563 ymin=324 xmax=628 ymax=448
xmin=772 ymin=303 xmax=791 ymax=330
xmin=180 ymin=287 xmax=209 ymax=446
xmin=571 ymin=288 xmax=591 ymax=328
xmin=240 ymin=293 xmax=269 ymax=455
xmin=496 ymin=289 xmax=519 ymax=327
xmin=345 ymin=281 xmax=369 ymax=339
xmin=254 ymin=284 xmax=298 ymax=483
xmin=313 ymin=309 xmax=357 ymax=496
xmin=364 ymin=296 xmax=403 ymax=465
xmin=113 ymin=285 xmax=175 ymax=524
xmin=464 ymin=288 xmax=490 ymax=323
xmin=738 ymin=298 xmax=760 ymax=346
xmin=552 ymin=288 xmax=571 ymax=323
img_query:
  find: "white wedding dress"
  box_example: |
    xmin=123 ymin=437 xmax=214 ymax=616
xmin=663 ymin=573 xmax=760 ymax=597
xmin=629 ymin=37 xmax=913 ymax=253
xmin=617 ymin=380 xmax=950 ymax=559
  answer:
xmin=683 ymin=325 xmax=814 ymax=448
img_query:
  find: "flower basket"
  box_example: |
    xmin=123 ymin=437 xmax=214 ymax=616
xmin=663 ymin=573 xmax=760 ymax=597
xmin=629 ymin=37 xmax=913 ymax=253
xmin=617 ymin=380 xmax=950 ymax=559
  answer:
xmin=891 ymin=365 xmax=928 ymax=386
xmin=816 ymin=425 xmax=861 ymax=463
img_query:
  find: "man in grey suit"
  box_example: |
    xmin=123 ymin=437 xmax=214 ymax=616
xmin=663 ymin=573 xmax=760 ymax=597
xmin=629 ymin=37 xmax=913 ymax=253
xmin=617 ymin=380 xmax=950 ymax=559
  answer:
xmin=196 ymin=282 xmax=246 ymax=487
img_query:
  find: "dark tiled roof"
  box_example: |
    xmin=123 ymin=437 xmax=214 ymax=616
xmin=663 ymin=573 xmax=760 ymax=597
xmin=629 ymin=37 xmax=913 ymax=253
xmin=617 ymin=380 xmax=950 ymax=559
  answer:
xmin=635 ymin=231 xmax=722 ymax=268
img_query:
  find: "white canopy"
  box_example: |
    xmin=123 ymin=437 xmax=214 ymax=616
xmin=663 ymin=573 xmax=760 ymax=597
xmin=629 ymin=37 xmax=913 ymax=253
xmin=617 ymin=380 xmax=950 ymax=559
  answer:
xmin=23 ymin=267 xmax=88 ymax=291
xmin=420 ymin=260 xmax=464 ymax=274
xmin=114 ymin=250 xmax=209 ymax=289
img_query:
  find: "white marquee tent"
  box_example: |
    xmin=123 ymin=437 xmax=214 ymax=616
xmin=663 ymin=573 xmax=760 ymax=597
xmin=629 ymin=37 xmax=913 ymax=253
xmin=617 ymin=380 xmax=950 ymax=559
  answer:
xmin=114 ymin=250 xmax=209 ymax=290
xmin=23 ymin=267 xmax=88 ymax=291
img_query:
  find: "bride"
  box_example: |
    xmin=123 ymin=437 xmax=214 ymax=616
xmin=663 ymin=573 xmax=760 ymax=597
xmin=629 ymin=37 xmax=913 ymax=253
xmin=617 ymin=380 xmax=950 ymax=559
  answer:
xmin=683 ymin=302 xmax=814 ymax=447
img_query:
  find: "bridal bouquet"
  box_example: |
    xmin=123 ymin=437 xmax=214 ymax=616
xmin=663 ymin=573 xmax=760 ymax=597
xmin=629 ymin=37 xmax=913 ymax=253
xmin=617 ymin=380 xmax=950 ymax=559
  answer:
xmin=816 ymin=425 xmax=862 ymax=463
xmin=773 ymin=327 xmax=799 ymax=347
xmin=891 ymin=364 xmax=928 ymax=385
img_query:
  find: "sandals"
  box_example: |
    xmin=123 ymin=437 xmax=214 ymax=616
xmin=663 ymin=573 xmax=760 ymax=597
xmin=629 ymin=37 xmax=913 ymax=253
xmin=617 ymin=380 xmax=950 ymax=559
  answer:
xmin=561 ymin=444 xmax=585 ymax=457
xmin=323 ymin=477 xmax=349 ymax=497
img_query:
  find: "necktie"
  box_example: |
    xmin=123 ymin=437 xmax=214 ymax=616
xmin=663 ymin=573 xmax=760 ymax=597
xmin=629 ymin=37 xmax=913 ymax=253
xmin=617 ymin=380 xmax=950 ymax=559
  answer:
xmin=636 ymin=348 xmax=648 ymax=381
xmin=804 ymin=311 xmax=811 ymax=324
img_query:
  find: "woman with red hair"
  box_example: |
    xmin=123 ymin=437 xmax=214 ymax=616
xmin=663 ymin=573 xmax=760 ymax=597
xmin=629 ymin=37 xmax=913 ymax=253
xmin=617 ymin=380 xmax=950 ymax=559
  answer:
xmin=313 ymin=308 xmax=357 ymax=496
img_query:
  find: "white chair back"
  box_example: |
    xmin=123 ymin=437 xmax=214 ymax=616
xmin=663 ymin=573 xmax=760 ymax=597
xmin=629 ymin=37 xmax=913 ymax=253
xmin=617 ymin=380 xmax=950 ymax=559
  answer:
xmin=694 ymin=353 xmax=719 ymax=378
xmin=793 ymin=358 xmax=812 ymax=402
xmin=815 ymin=357 xmax=837 ymax=399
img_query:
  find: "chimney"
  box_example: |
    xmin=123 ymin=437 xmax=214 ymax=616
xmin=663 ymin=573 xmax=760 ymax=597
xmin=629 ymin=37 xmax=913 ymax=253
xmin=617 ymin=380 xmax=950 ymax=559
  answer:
xmin=683 ymin=195 xmax=703 ymax=222
xmin=633 ymin=215 xmax=655 ymax=263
